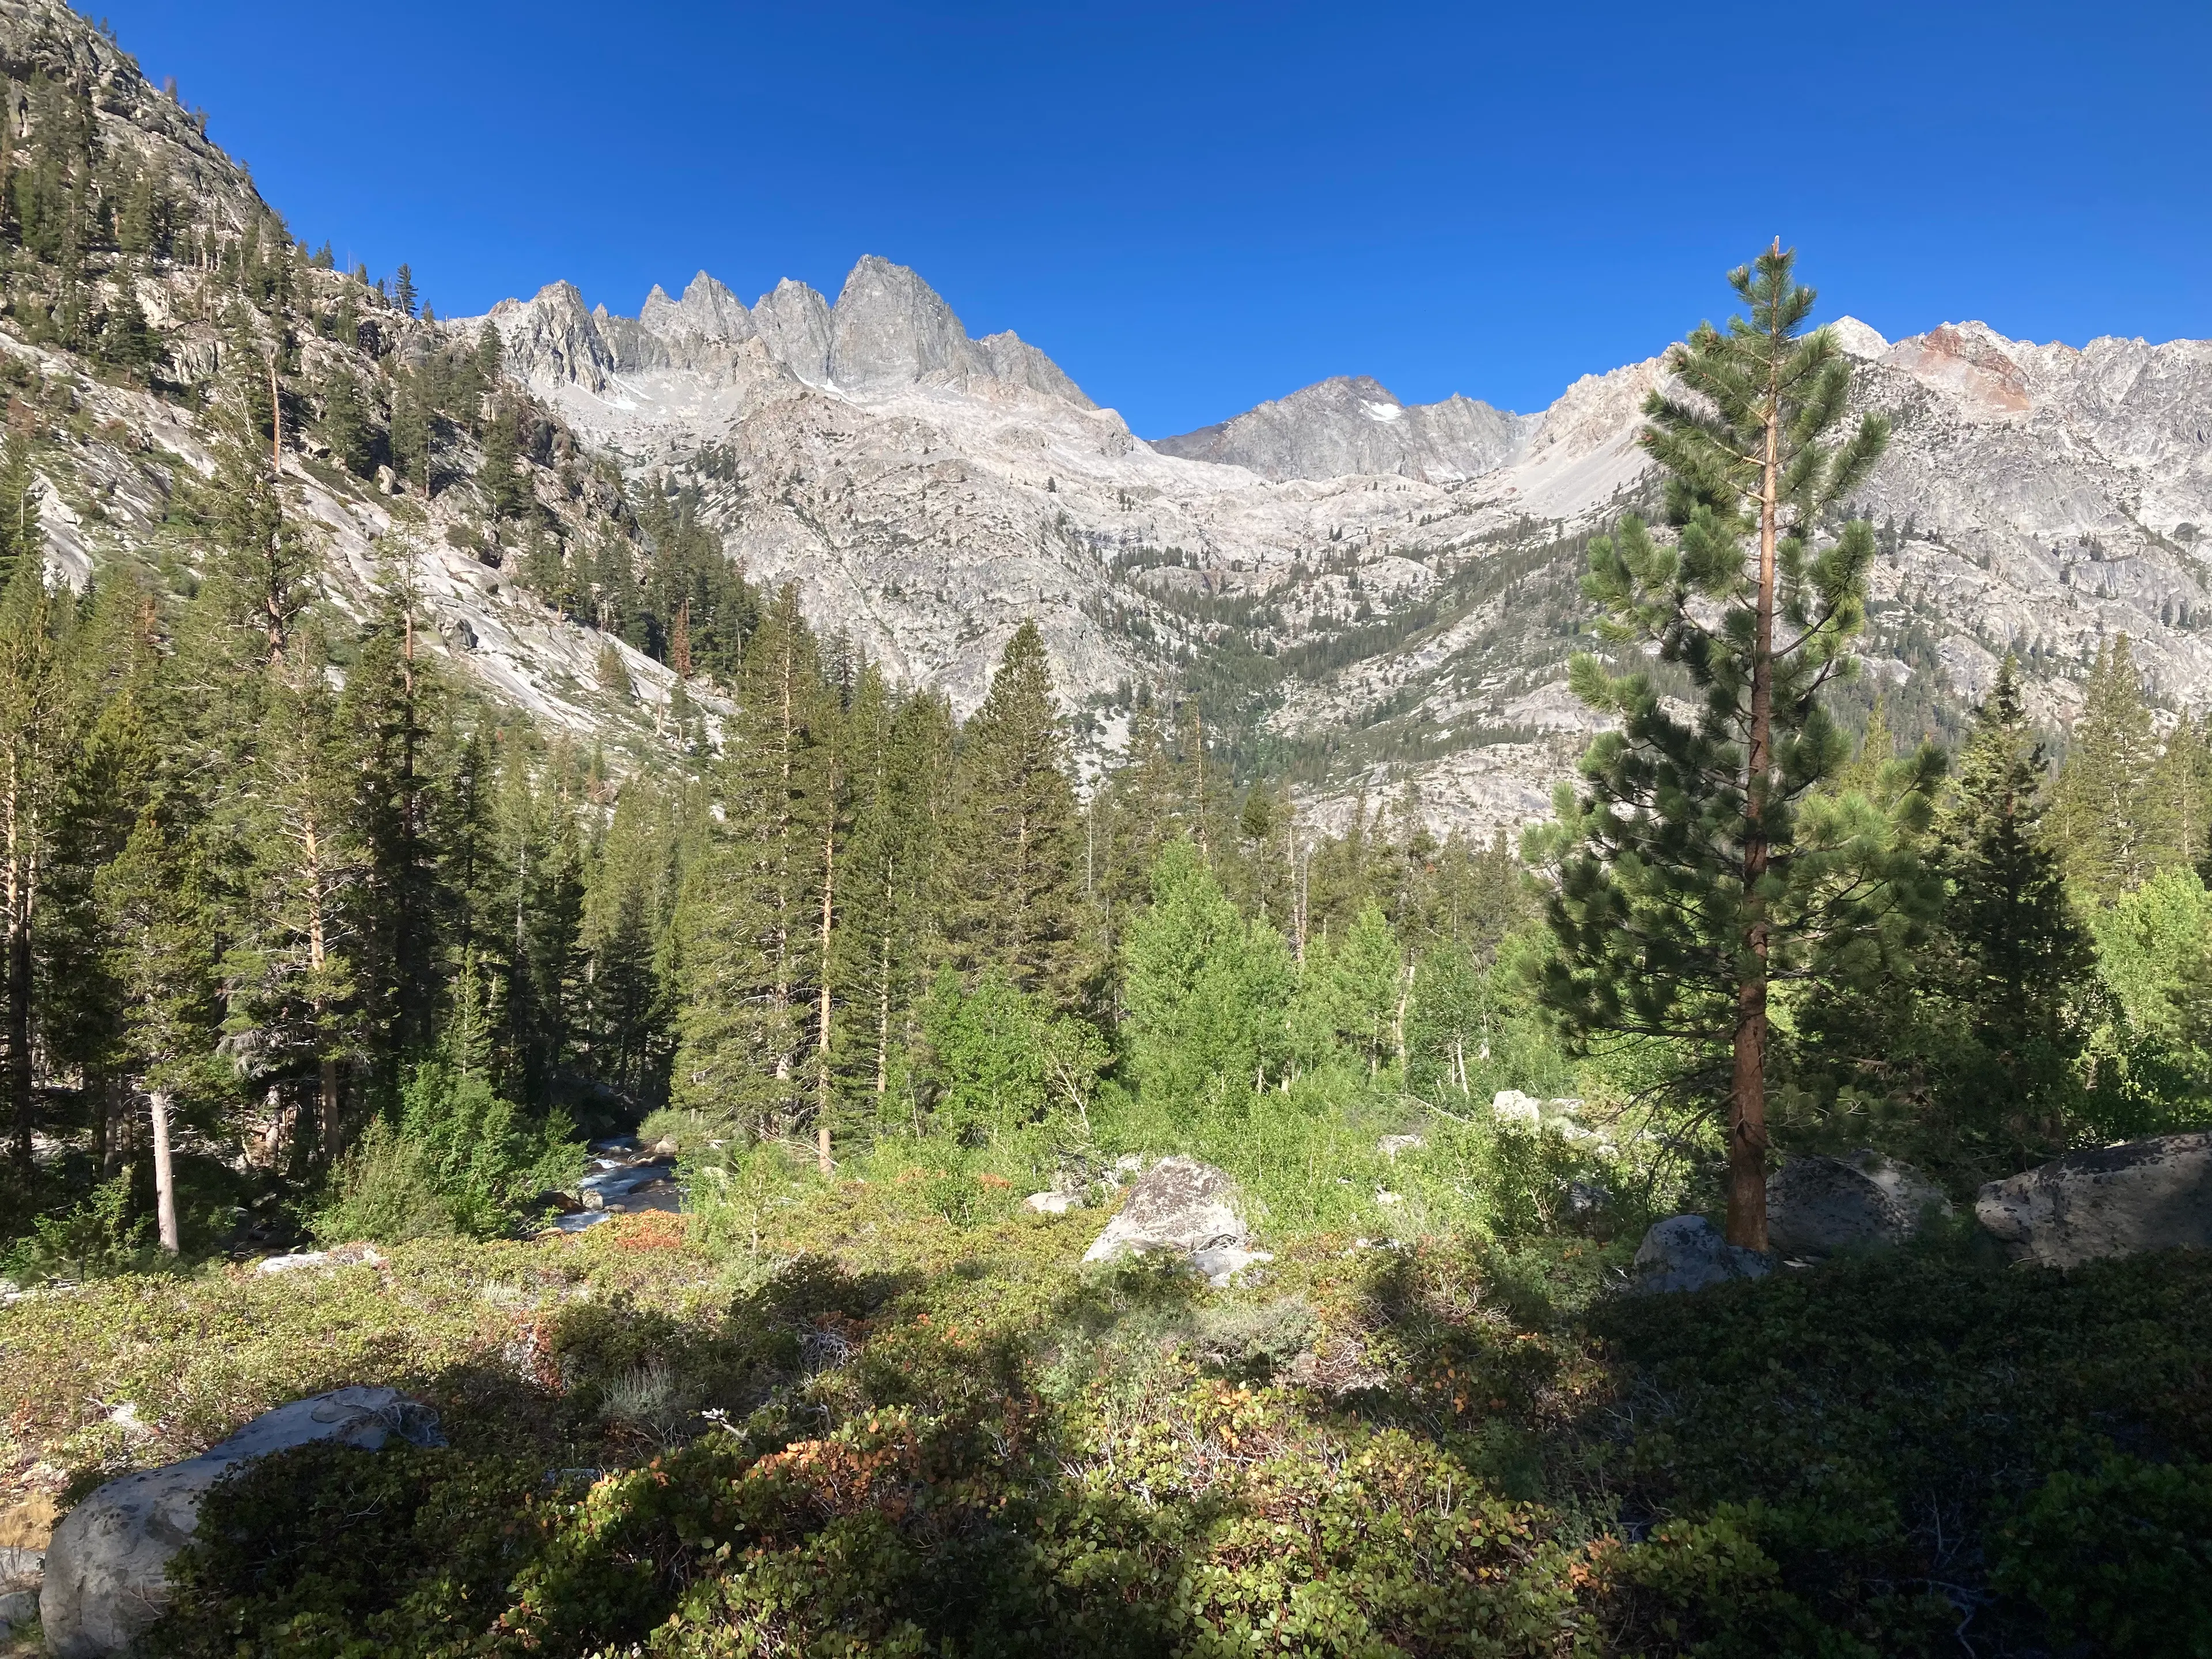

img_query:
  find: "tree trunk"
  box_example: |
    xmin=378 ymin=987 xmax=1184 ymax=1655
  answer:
xmin=319 ymin=1056 xmax=342 ymax=1161
xmin=302 ymin=810 xmax=344 ymax=1160
xmin=873 ymin=934 xmax=892 ymax=1109
xmin=89 ymin=1066 xmax=108 ymax=1171
xmin=1727 ymin=320 xmax=1782 ymax=1253
xmin=150 ymin=1085 xmax=179 ymax=1254
xmin=814 ymin=819 xmax=835 ymax=1175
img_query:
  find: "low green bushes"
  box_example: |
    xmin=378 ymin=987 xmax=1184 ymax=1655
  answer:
xmin=311 ymin=1062 xmax=584 ymax=1243
xmin=8 ymin=1169 xmax=2211 ymax=1657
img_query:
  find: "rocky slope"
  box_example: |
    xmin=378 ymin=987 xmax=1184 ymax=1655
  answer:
xmin=1153 ymin=376 xmax=1535 ymax=484
xmin=13 ymin=0 xmax=2212 ymax=842
xmin=0 ymin=0 xmax=710 ymax=770
xmin=461 ymin=253 xmax=2212 ymax=835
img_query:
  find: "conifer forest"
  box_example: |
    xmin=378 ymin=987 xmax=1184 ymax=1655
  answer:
xmin=2 ymin=7 xmax=2211 ymax=1658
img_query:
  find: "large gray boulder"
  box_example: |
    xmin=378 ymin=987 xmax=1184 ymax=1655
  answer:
xmin=1083 ymin=1157 xmax=1267 ymax=1285
xmin=1626 ymin=1215 xmax=1774 ymax=1294
xmin=40 ymin=1386 xmax=441 ymax=1657
xmin=1976 ymin=1131 xmax=2212 ymax=1268
xmin=1767 ymin=1150 xmax=1953 ymax=1256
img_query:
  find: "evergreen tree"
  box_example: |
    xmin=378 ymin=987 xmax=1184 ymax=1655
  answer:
xmin=579 ymin=783 xmax=681 ymax=1105
xmin=221 ymin=625 xmax=360 ymax=1160
xmin=0 ymin=431 xmax=42 ymax=594
xmin=480 ymin=399 xmax=528 ymax=524
xmin=1936 ymin=655 xmax=2097 ymax=1165
xmin=1122 ymin=840 xmax=1293 ymax=1112
xmin=340 ymin=569 xmax=444 ymax=1070
xmin=832 ymin=674 xmax=952 ymax=1131
xmin=671 ymin=586 xmax=834 ymax=1134
xmin=1096 ymin=699 xmax=1180 ymax=968
xmin=389 ymin=372 xmax=431 ymax=495
xmin=1835 ymin=691 xmax=1895 ymax=798
xmin=46 ymin=581 xmax=161 ymax=1176
xmin=2047 ymin=635 xmax=2161 ymax=904
xmin=319 ymin=365 xmax=373 ymax=478
xmin=96 ymin=806 xmax=224 ymax=1255
xmin=2146 ymin=711 xmax=2212 ymax=878
xmin=199 ymin=333 xmax=312 ymax=672
xmin=475 ymin=321 xmax=504 ymax=404
xmin=1536 ymin=244 xmax=1904 ymax=1249
xmin=944 ymin=622 xmax=1088 ymax=1009
xmin=0 ymin=566 xmax=62 ymax=1173
xmin=392 ymin=263 xmax=416 ymax=319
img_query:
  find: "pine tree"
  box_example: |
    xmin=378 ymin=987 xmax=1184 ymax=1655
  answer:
xmin=96 ymin=806 xmax=224 ymax=1254
xmin=47 ymin=580 xmax=162 ymax=1175
xmin=1536 ymin=244 xmax=1903 ymax=1249
xmin=200 ymin=331 xmax=312 ymax=672
xmin=389 ymin=372 xmax=431 ymax=494
xmin=392 ymin=263 xmax=416 ymax=319
xmin=832 ymin=673 xmax=951 ymax=1134
xmin=581 ymin=782 xmax=682 ymax=1104
xmin=475 ymin=322 xmax=503 ymax=405
xmin=1835 ymin=691 xmax=1895 ymax=799
xmin=320 ymin=365 xmax=372 ymax=478
xmin=0 ymin=565 xmax=61 ymax=1174
xmin=340 ymin=572 xmax=444 ymax=1071
xmin=480 ymin=399 xmax=528 ymax=524
xmin=222 ymin=625 xmax=362 ymax=1159
xmin=944 ymin=622 xmax=1088 ymax=1009
xmin=1935 ymin=655 xmax=2096 ymax=1164
xmin=0 ymin=431 xmax=43 ymax=593
xmin=671 ymin=586 xmax=834 ymax=1133
xmin=2146 ymin=711 xmax=2212 ymax=878
xmin=2047 ymin=635 xmax=2161 ymax=904
xmin=1097 ymin=699 xmax=1180 ymax=960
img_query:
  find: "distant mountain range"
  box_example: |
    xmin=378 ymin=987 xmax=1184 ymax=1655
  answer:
xmin=456 ymin=252 xmax=2212 ymax=831
xmin=9 ymin=0 xmax=2212 ymax=836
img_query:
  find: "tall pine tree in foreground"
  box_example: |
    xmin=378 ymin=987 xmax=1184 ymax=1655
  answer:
xmin=1537 ymin=243 xmax=1907 ymax=1249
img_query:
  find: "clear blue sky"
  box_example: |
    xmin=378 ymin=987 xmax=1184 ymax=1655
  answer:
xmin=101 ymin=0 xmax=2211 ymax=436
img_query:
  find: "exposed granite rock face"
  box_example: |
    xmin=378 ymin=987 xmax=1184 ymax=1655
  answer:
xmin=831 ymin=254 xmax=985 ymax=394
xmin=468 ymin=253 xmax=2212 ymax=840
xmin=1976 ymin=1132 xmax=2212 ymax=1268
xmin=1154 ymin=375 xmax=1534 ymax=483
xmin=0 ymin=0 xmax=268 ymax=234
xmin=1766 ymin=1151 xmax=1953 ymax=1256
xmin=1626 ymin=1215 xmax=1773 ymax=1295
xmin=1083 ymin=1155 xmax=1262 ymax=1285
xmin=751 ymin=277 xmax=836 ymax=385
xmin=643 ymin=271 xmax=753 ymax=344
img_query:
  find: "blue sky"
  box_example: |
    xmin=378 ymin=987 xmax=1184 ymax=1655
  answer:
xmin=102 ymin=1 xmax=2211 ymax=435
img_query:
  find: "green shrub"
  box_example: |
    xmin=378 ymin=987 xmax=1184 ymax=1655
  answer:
xmin=312 ymin=1062 xmax=582 ymax=1243
xmin=1 ymin=1173 xmax=156 ymax=1282
xmin=1994 ymin=1455 xmax=2212 ymax=1658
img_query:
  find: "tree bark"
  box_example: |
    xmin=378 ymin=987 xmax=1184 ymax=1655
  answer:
xmin=1727 ymin=306 xmax=1782 ymax=1253
xmin=814 ymin=817 xmax=835 ymax=1175
xmin=150 ymin=1085 xmax=179 ymax=1255
xmin=5 ymin=839 xmax=28 ymax=1175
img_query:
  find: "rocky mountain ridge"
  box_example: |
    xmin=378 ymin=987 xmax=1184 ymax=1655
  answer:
xmin=9 ymin=0 xmax=2212 ymax=841
xmin=1153 ymin=375 xmax=1536 ymax=484
xmin=456 ymin=252 xmax=2212 ymax=834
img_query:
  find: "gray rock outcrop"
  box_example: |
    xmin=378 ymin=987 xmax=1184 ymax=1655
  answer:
xmin=1153 ymin=375 xmax=1535 ymax=483
xmin=1975 ymin=1131 xmax=2212 ymax=1268
xmin=1767 ymin=1150 xmax=1953 ymax=1256
xmin=40 ymin=1386 xmax=442 ymax=1657
xmin=1083 ymin=1156 xmax=1267 ymax=1285
xmin=1626 ymin=1215 xmax=1774 ymax=1295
